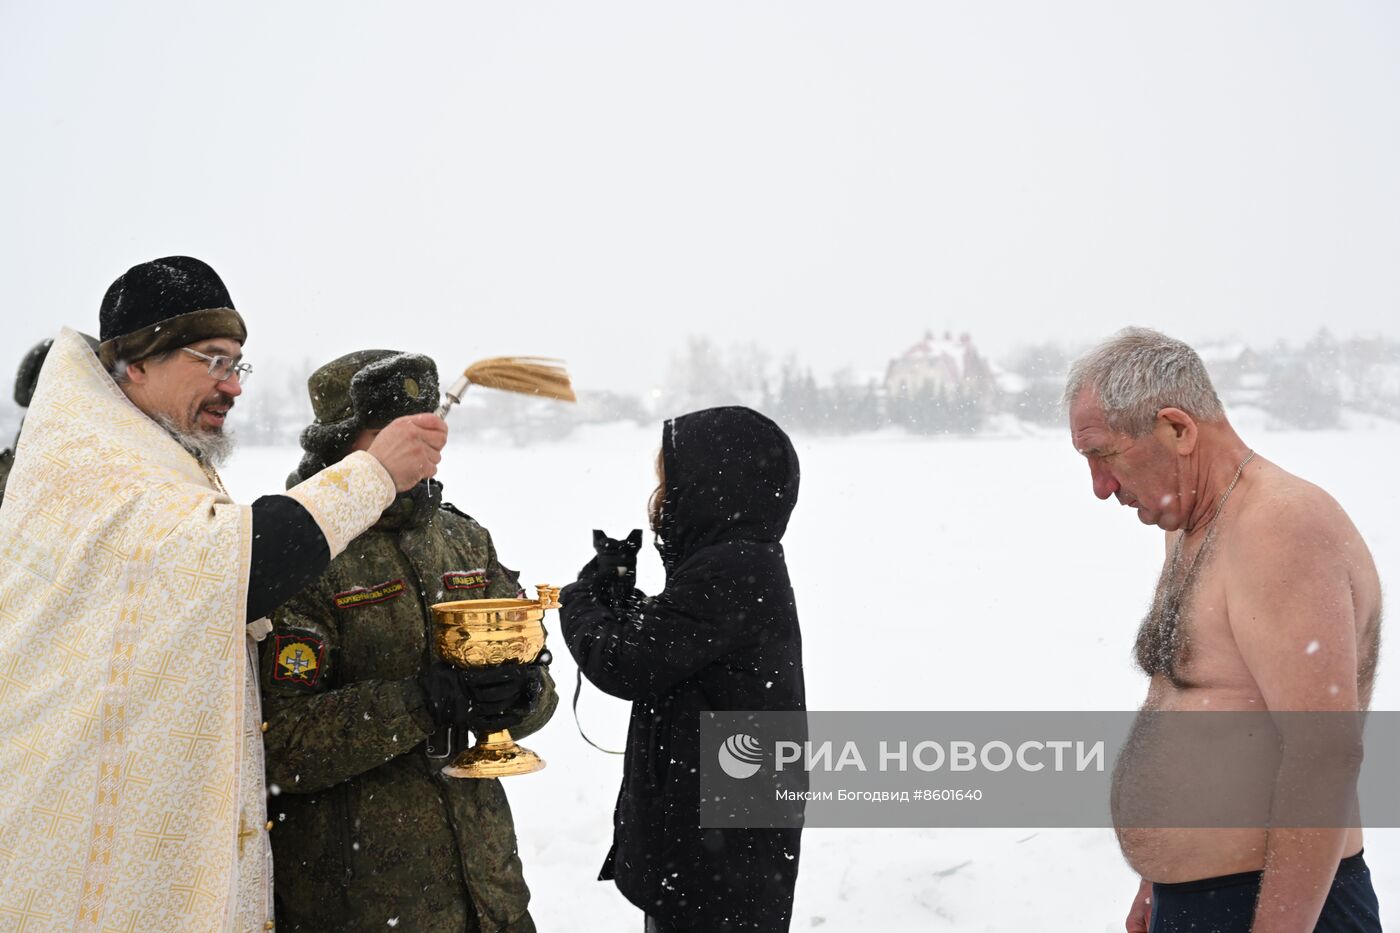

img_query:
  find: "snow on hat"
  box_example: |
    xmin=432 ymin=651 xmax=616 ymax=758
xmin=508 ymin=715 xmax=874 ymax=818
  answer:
xmin=97 ymin=256 xmax=247 ymax=369
xmin=288 ymin=349 xmax=440 ymax=486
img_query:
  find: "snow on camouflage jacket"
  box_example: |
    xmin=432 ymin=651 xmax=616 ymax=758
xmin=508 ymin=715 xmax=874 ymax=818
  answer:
xmin=260 ymin=479 xmax=557 ymax=933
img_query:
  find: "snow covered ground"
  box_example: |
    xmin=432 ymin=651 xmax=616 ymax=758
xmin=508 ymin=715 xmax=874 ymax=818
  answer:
xmin=223 ymin=421 xmax=1400 ymax=931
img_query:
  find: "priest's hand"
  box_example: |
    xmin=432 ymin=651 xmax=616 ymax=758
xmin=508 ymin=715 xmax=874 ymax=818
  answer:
xmin=368 ymin=413 xmax=448 ymax=491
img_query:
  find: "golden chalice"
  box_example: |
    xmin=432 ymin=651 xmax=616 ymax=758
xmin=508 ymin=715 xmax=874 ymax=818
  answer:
xmin=431 ymin=584 xmax=560 ymax=778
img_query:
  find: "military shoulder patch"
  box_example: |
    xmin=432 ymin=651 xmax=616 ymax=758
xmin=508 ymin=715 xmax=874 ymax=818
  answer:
xmin=332 ymin=578 xmax=407 ymax=610
xmin=443 ymin=569 xmax=487 ymax=591
xmin=273 ymin=635 xmax=324 ymax=688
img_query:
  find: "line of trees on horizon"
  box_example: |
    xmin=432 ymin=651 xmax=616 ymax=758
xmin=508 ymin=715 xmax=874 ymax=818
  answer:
xmin=641 ymin=329 xmax=1400 ymax=438
xmin=1 ymin=329 xmax=1397 ymax=448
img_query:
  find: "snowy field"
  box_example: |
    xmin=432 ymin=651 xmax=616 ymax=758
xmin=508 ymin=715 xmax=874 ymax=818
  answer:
xmin=223 ymin=420 xmax=1400 ymax=932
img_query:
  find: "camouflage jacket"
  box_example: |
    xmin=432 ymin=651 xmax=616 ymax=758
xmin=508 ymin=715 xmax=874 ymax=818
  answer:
xmin=260 ymin=480 xmax=557 ymax=933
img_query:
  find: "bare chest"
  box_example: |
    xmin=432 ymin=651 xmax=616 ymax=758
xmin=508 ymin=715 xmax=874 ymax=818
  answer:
xmin=1135 ymin=544 xmax=1256 ymax=695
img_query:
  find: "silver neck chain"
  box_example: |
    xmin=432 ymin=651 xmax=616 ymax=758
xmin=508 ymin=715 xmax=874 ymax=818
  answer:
xmin=1170 ymin=448 xmax=1255 ymax=572
xmin=1197 ymin=449 xmax=1255 ymax=533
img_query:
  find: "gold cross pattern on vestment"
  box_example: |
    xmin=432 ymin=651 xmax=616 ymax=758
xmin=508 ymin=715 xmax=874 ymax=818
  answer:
xmin=237 ymin=815 xmax=259 ymax=857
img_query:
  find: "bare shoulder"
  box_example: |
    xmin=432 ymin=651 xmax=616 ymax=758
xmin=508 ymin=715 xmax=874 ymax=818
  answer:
xmin=1235 ymin=461 xmax=1353 ymax=537
xmin=1229 ymin=459 xmax=1376 ymax=579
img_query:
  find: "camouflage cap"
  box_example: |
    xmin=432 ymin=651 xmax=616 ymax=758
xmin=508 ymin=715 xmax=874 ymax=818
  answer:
xmin=292 ymin=350 xmax=440 ymax=485
xmin=307 ymin=350 xmax=439 ymax=426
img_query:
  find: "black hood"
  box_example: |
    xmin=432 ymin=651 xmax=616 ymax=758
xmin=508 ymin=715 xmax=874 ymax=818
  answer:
xmin=655 ymin=406 xmax=800 ymax=567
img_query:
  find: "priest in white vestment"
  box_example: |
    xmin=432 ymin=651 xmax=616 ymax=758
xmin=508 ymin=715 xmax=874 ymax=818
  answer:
xmin=0 ymin=256 xmax=447 ymax=932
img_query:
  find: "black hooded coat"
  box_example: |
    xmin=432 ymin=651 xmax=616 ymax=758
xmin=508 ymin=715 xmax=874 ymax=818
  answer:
xmin=560 ymin=406 xmax=805 ymax=931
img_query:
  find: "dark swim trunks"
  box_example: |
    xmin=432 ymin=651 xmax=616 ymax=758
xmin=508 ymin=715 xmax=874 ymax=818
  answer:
xmin=1150 ymin=850 xmax=1381 ymax=932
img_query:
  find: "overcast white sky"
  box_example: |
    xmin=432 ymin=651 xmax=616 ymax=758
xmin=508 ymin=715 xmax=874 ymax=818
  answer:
xmin=1 ymin=1 xmax=1397 ymax=394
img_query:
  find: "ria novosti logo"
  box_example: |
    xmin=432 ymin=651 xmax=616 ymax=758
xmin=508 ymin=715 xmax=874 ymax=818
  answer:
xmin=718 ymin=733 xmax=765 ymax=779
xmin=717 ymin=733 xmax=1108 ymax=780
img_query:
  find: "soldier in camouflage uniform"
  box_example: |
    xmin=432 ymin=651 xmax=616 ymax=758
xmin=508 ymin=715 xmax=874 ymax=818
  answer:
xmin=261 ymin=349 xmax=557 ymax=933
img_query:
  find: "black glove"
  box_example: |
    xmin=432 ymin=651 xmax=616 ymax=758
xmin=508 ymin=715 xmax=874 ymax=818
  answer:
xmin=590 ymin=529 xmax=643 ymax=610
xmin=415 ymin=661 xmax=474 ymax=732
xmin=459 ymin=661 xmax=548 ymax=735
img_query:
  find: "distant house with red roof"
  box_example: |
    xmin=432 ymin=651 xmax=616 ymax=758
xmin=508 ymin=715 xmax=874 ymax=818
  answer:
xmin=882 ymin=331 xmax=1009 ymax=432
xmin=884 ymin=331 xmax=1000 ymax=400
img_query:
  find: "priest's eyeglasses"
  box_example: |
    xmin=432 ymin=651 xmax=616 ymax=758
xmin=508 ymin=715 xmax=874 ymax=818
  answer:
xmin=182 ymin=347 xmax=253 ymax=384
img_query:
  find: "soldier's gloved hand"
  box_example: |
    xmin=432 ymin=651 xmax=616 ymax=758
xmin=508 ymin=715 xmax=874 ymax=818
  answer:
xmin=460 ymin=662 xmax=546 ymax=734
xmin=415 ymin=661 xmax=474 ymax=731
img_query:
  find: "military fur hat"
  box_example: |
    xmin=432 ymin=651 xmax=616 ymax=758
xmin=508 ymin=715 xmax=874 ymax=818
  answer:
xmin=14 ymin=334 xmax=100 ymax=408
xmin=291 ymin=350 xmax=440 ymax=485
xmin=98 ymin=256 xmax=247 ymax=369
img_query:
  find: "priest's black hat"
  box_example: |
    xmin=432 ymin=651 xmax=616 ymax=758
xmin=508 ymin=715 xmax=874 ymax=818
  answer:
xmin=97 ymin=256 xmax=247 ymax=369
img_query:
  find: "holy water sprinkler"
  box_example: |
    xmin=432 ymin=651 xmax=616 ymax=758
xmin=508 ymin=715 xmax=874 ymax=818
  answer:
xmin=435 ymin=357 xmax=577 ymax=418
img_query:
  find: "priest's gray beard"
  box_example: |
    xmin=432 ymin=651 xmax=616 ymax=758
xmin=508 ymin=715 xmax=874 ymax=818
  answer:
xmin=156 ymin=415 xmax=235 ymax=468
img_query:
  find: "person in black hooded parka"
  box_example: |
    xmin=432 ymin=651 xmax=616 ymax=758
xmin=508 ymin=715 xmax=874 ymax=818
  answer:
xmin=560 ymin=406 xmax=805 ymax=933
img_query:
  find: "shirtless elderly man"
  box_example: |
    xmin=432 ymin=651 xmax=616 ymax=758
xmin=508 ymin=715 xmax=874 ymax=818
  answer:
xmin=1065 ymin=328 xmax=1382 ymax=932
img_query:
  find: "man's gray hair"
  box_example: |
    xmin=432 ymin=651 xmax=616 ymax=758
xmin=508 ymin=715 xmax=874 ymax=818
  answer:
xmin=108 ymin=350 xmax=173 ymax=387
xmin=1063 ymin=327 xmax=1224 ymax=437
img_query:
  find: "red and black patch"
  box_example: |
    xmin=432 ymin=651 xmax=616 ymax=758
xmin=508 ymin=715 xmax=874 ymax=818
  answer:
xmin=273 ymin=635 xmax=324 ymax=688
xmin=442 ymin=569 xmax=487 ymax=591
xmin=332 ymin=578 xmax=407 ymax=610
